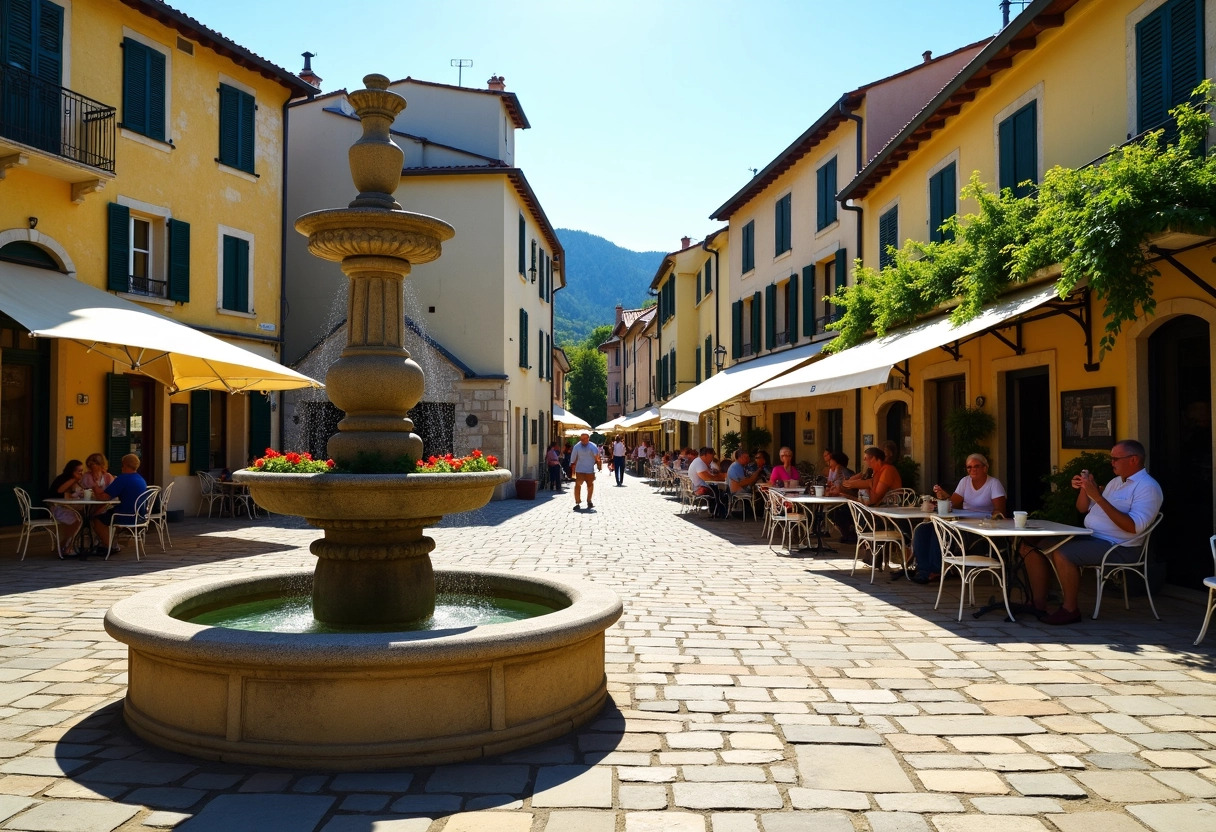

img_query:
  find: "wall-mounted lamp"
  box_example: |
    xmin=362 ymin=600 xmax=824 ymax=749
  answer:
xmin=76 ymin=394 xmax=89 ymax=405
xmin=528 ymin=263 xmax=537 ymax=284
xmin=975 ymin=395 xmax=986 ymax=408
xmin=28 ymin=217 xmax=37 ymax=230
xmin=713 ymin=344 xmax=727 ymax=371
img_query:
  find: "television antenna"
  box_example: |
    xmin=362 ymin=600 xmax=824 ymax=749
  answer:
xmin=450 ymin=58 xmax=473 ymax=87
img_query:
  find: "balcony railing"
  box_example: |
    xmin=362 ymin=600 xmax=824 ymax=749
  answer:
xmin=0 ymin=64 xmax=116 ymax=173
xmin=815 ymin=310 xmax=843 ymax=335
xmin=741 ymin=341 xmax=754 ymax=357
xmin=128 ymin=275 xmax=168 ymax=299
xmin=775 ymin=330 xmax=789 ymax=346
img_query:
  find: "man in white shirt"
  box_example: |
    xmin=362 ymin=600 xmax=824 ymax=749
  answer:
xmin=1022 ymin=439 xmax=1163 ymax=625
xmin=569 ymin=432 xmax=602 ymax=511
xmin=689 ymin=446 xmax=727 ymax=517
xmin=612 ymin=436 xmax=627 ymax=487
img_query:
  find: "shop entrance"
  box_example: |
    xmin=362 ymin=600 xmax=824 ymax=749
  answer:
xmin=0 ymin=320 xmax=49 ymax=525
xmin=932 ymin=375 xmax=967 ymax=484
xmin=1148 ymin=315 xmax=1212 ymax=588
xmin=128 ymin=376 xmax=157 ymax=485
xmin=883 ymin=401 xmax=910 ymax=459
xmin=1004 ymin=367 xmax=1051 ymax=513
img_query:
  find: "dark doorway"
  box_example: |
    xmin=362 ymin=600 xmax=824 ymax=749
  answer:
xmin=1149 ymin=315 xmax=1212 ymax=588
xmin=409 ymin=401 xmax=455 ymax=458
xmin=0 ymin=320 xmax=49 ymax=525
xmin=300 ymin=401 xmax=343 ymax=461
xmin=1004 ymin=367 xmax=1050 ymax=513
xmin=777 ymin=411 xmax=796 ymax=456
xmin=884 ymin=401 xmax=910 ymax=458
xmin=933 ymin=375 xmax=967 ymax=484
xmin=128 ymin=376 xmax=157 ymax=485
xmin=678 ymin=422 xmax=689 ymax=451
xmin=823 ymin=408 xmax=843 ymax=455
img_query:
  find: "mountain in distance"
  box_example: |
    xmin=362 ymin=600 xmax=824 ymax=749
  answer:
xmin=554 ymin=229 xmax=665 ymax=347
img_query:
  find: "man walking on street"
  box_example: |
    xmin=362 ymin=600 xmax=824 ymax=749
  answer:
xmin=570 ymin=432 xmax=602 ymax=511
xmin=612 ymin=436 xmax=627 ymax=487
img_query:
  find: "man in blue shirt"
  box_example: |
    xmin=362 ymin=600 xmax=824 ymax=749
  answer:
xmin=569 ymin=432 xmax=602 ymax=511
xmin=93 ymin=453 xmax=148 ymax=553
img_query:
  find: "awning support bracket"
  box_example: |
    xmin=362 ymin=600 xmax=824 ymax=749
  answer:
xmin=892 ymin=359 xmax=913 ymax=392
xmin=1150 ymin=246 xmax=1216 ymax=301
xmin=1040 ymin=287 xmax=1100 ymax=372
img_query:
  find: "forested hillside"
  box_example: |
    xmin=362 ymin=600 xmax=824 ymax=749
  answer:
xmin=554 ymin=229 xmax=665 ymax=346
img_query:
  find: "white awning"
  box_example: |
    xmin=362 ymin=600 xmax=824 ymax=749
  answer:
xmin=660 ymin=341 xmax=824 ymax=422
xmin=617 ymin=406 xmax=661 ymax=429
xmin=752 ymin=283 xmax=1061 ymax=401
xmin=552 ymin=404 xmax=590 ymax=430
xmin=0 ymin=263 xmax=321 ymax=392
xmin=593 ymin=417 xmax=623 ymax=433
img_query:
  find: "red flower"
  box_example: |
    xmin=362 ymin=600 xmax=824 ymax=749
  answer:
xmin=255 ymin=458 xmax=265 ymax=467
xmin=471 ymin=449 xmax=483 ymax=458
xmin=302 ymin=452 xmax=313 ymax=461
xmin=487 ymin=455 xmax=499 ymax=466
xmin=326 ymin=459 xmax=336 ymax=468
xmin=265 ymin=449 xmax=281 ymax=458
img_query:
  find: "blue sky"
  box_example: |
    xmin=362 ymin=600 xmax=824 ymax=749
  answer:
xmin=174 ymin=0 xmax=1005 ymax=252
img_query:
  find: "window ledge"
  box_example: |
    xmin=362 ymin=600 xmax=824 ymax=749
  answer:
xmin=117 ymin=291 xmax=174 ymax=308
xmin=815 ymin=220 xmax=841 ymax=237
xmin=215 ymin=161 xmax=259 ymax=182
xmin=217 ymin=307 xmax=256 ymax=319
xmin=773 ymin=250 xmax=792 ymax=264
xmin=120 ymin=128 xmax=173 ymax=153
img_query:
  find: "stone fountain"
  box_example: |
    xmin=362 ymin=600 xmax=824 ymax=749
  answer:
xmin=104 ymin=76 xmax=622 ymax=769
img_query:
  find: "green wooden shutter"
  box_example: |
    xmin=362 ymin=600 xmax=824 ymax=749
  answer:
xmin=704 ymin=334 xmax=712 ymax=377
xmin=519 ymin=308 xmax=528 ymax=368
xmin=998 ymin=115 xmax=1016 ymax=193
xmin=3 ymin=0 xmax=35 ymax=75
xmin=107 ymin=202 xmax=129 ymax=292
xmin=731 ymin=300 xmax=743 ymax=359
xmin=825 ymin=158 xmax=837 ymax=226
xmin=106 ymin=373 xmax=131 ymax=467
xmin=742 ymin=221 xmax=755 ymax=272
xmin=122 ymin=38 xmax=148 ymax=136
xmin=878 ymin=208 xmax=898 ymax=270
xmin=834 ymin=249 xmax=848 ymax=294
xmin=802 ymin=264 xmax=816 ymax=336
xmin=34 ymin=0 xmax=62 ymax=83
xmin=538 ymin=249 xmax=545 ymax=299
xmin=167 ymin=218 xmax=190 ymax=302
xmin=764 ymin=284 xmax=776 ymax=349
xmin=669 ymin=348 xmax=676 ymax=396
xmin=705 ymin=258 xmax=712 ymax=294
xmin=751 ymin=291 xmax=762 ymax=354
xmin=1012 ymin=102 xmax=1037 ymax=196
xmin=929 ymin=163 xmax=957 ymax=244
xmin=238 ymin=89 xmax=255 ymax=173
xmin=1137 ymin=5 xmax=1167 ymax=132
xmin=1168 ymin=0 xmax=1204 ymax=115
xmin=147 ymin=47 xmax=165 ymax=142
xmin=538 ymin=327 xmax=544 ymax=375
xmin=248 ymin=392 xmax=272 ymax=462
xmin=189 ymin=391 xmax=210 ymax=473
xmin=222 ymin=236 xmax=249 ymax=312
xmin=218 ymin=85 xmax=240 ymax=168
xmin=518 ymin=215 xmax=526 ymax=274
xmin=696 ymin=268 xmax=702 ymax=303
xmin=817 ymin=158 xmax=837 ymax=229
xmin=221 ymin=235 xmax=237 ymax=310
xmin=787 ymin=273 xmax=798 ymax=342
xmin=775 ymin=194 xmax=791 ymax=254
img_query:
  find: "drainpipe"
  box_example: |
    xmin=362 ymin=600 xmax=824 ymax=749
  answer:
xmin=277 ymin=96 xmax=292 ymax=451
xmin=838 ymin=97 xmax=865 ymax=262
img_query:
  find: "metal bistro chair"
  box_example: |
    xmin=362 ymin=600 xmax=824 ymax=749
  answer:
xmin=767 ymin=487 xmax=809 ymax=553
xmin=147 ymin=480 xmax=176 ymax=551
xmin=728 ymin=484 xmax=759 ymax=521
xmin=848 ymin=501 xmax=907 ymax=583
xmin=1195 ymin=535 xmax=1216 ymax=646
xmin=105 ymin=486 xmax=159 ymax=561
xmin=932 ymin=514 xmax=1014 ymax=622
xmin=883 ymin=487 xmax=919 ymax=507
xmin=1083 ymin=513 xmax=1164 ymax=621
xmin=14 ymin=487 xmax=61 ymax=560
xmin=196 ymin=471 xmax=223 ymax=517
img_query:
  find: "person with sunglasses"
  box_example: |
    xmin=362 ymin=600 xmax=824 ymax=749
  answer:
xmin=911 ymin=453 xmax=1006 ymax=583
xmin=1020 ymin=439 xmax=1162 ymax=625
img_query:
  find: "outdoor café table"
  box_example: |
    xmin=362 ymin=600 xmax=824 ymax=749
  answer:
xmin=786 ymin=494 xmax=851 ymax=554
xmin=868 ymin=505 xmax=991 ymax=576
xmin=952 ymin=517 xmax=1093 ymax=620
xmin=215 ymin=481 xmax=256 ymax=518
xmin=44 ymin=497 xmax=119 ymax=557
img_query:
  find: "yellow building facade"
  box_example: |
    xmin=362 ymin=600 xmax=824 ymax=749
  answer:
xmin=0 ymin=0 xmax=312 ymax=521
xmin=760 ymin=0 xmax=1215 ymax=589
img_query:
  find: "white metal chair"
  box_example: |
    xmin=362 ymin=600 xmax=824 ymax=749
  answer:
xmin=105 ymin=487 xmax=159 ymax=561
xmin=196 ymin=471 xmax=222 ymax=517
xmin=147 ymin=480 xmax=175 ymax=551
xmin=883 ymin=487 xmax=919 ymax=507
xmin=1083 ymin=513 xmax=1163 ymax=620
xmin=932 ymin=514 xmax=1014 ymax=621
xmin=728 ymin=484 xmax=759 ymax=521
xmin=767 ymin=488 xmax=809 ymax=553
xmin=848 ymin=501 xmax=907 ymax=583
xmin=1195 ymin=535 xmax=1216 ymax=646
xmin=14 ymin=487 xmax=61 ymax=560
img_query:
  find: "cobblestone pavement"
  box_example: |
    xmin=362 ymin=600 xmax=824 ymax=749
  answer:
xmin=0 ymin=470 xmax=1214 ymax=832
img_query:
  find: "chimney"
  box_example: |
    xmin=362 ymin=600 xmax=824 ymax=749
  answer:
xmin=487 ymin=75 xmax=506 ymax=91
xmin=922 ymin=50 xmax=933 ymax=63
xmin=615 ymin=304 xmax=624 ymax=325
xmin=680 ymin=236 xmax=692 ymax=250
xmin=299 ymin=52 xmax=322 ymax=90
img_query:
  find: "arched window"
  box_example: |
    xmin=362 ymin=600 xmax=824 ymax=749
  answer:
xmin=0 ymin=242 xmax=61 ymax=271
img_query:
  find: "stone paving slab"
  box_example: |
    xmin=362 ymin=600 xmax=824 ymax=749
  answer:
xmin=0 ymin=472 xmax=1210 ymax=830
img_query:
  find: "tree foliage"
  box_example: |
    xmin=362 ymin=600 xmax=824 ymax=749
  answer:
xmin=566 ymin=345 xmax=607 ymax=428
xmin=829 ymin=83 xmax=1216 ymax=356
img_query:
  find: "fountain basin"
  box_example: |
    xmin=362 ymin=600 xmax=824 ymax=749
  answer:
xmin=104 ymin=567 xmax=622 ymax=769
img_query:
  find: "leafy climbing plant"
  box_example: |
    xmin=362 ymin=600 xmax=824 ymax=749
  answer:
xmin=828 ymin=82 xmax=1216 ymax=356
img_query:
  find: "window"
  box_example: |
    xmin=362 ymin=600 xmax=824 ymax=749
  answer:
xmin=106 ymin=202 xmax=189 ymax=301
xmin=518 ymin=308 xmax=528 ymax=368
xmin=775 ymin=193 xmax=792 ymax=256
xmin=1136 ymin=0 xmax=1204 ymax=133
xmin=704 ymin=334 xmax=713 ymax=378
xmin=121 ymin=37 xmax=166 ymax=141
xmin=518 ymin=214 xmax=526 ymax=275
xmin=218 ymin=83 xmax=256 ymax=174
xmin=928 ymin=162 xmax=957 ymax=244
xmin=221 ymin=234 xmax=250 ymax=312
xmin=741 ymin=220 xmax=755 ymax=273
xmin=766 ymin=283 xmax=780 ymax=348
xmin=816 ymin=157 xmax=838 ymax=230
xmin=998 ymin=101 xmax=1037 ymax=197
xmin=878 ymin=206 xmax=898 ymax=270
xmin=695 ymin=346 xmax=702 ymax=384
xmin=810 ymin=249 xmax=848 ymax=335
xmin=704 ymin=258 xmax=713 ymax=296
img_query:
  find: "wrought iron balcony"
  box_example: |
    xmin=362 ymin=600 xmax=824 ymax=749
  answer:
xmin=0 ymin=64 xmax=116 ymax=173
xmin=775 ymin=330 xmax=789 ymax=346
xmin=815 ymin=310 xmax=843 ymax=336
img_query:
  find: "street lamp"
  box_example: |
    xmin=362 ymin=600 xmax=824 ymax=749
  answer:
xmin=713 ymin=344 xmax=727 ymax=371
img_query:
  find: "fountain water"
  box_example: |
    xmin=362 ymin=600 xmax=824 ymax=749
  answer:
xmin=104 ymin=75 xmax=621 ymax=769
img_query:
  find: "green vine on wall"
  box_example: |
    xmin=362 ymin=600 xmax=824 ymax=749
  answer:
xmin=828 ymin=82 xmax=1216 ymax=356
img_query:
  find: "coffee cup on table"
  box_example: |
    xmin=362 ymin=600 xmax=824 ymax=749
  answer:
xmin=937 ymin=499 xmax=952 ymax=516
xmin=1013 ymin=511 xmax=1028 ymax=528
xmin=813 ymin=485 xmax=825 ymax=497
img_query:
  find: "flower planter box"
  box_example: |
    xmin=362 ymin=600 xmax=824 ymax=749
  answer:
xmin=515 ymin=478 xmax=538 ymax=500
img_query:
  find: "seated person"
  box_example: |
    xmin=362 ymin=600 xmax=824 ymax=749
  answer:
xmin=821 ymin=448 xmax=834 ymax=479
xmin=825 ymin=451 xmax=854 ymax=496
xmin=911 ymin=453 xmax=1007 ymax=583
xmin=688 ymin=446 xmax=727 ymax=517
xmin=1020 ymin=439 xmax=1163 ymax=625
xmin=753 ymin=450 xmax=773 ymax=483
xmin=47 ymin=459 xmax=85 ymax=557
xmin=836 ymin=447 xmax=903 ymax=543
xmin=769 ymin=447 xmax=800 ymax=486
xmin=92 ymin=454 xmax=149 ymax=553
xmin=81 ymin=453 xmax=116 ymax=517
xmin=727 ymin=449 xmax=763 ymax=514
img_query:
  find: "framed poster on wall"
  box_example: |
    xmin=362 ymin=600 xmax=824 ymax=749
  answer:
xmin=1061 ymin=387 xmax=1115 ymax=449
